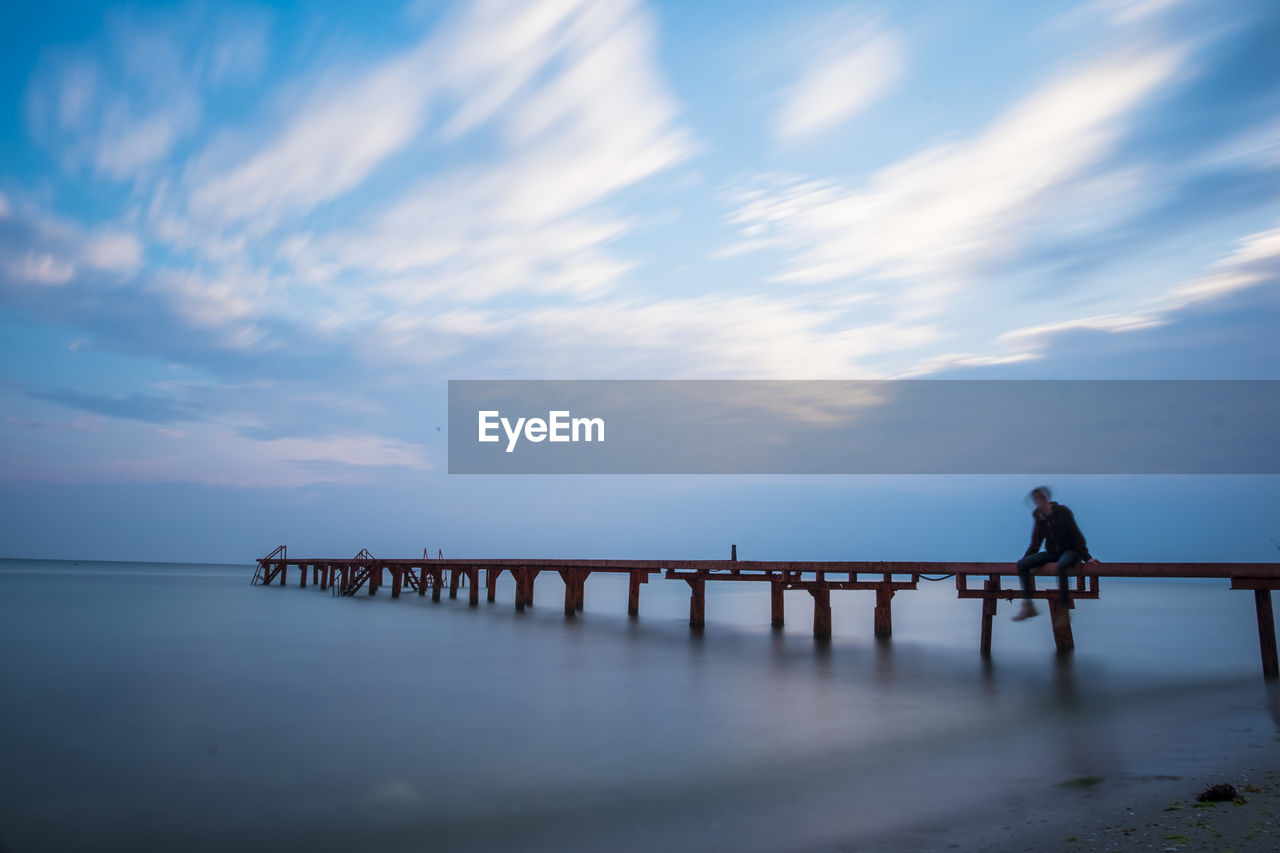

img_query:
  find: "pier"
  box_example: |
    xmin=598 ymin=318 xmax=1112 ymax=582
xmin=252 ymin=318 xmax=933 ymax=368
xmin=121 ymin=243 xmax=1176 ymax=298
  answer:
xmin=252 ymin=547 xmax=1280 ymax=678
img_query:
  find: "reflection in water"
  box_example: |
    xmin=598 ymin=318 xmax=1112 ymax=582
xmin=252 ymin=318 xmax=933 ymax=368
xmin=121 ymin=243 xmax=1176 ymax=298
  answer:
xmin=0 ymin=562 xmax=1276 ymax=853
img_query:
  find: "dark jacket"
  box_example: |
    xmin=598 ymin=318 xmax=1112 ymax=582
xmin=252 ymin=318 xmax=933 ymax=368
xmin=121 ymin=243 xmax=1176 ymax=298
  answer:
xmin=1024 ymin=501 xmax=1091 ymax=561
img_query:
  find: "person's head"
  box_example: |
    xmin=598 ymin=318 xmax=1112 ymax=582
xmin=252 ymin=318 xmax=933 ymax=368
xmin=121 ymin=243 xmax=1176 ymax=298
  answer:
xmin=1028 ymin=485 xmax=1052 ymax=510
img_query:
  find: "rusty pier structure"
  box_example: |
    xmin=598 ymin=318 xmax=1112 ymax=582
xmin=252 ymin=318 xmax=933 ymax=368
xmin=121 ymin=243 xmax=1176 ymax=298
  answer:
xmin=252 ymin=546 xmax=1280 ymax=678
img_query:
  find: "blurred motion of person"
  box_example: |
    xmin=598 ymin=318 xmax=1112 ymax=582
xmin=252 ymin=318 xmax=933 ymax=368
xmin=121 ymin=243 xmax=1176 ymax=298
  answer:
xmin=1012 ymin=486 xmax=1097 ymax=622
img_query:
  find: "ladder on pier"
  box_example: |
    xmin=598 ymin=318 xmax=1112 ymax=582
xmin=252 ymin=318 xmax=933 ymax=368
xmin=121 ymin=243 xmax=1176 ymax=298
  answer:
xmin=251 ymin=545 xmax=286 ymax=585
xmin=336 ymin=549 xmax=376 ymax=597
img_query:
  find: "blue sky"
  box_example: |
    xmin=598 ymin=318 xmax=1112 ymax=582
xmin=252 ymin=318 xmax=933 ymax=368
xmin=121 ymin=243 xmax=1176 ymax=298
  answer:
xmin=1 ymin=0 xmax=1278 ymax=562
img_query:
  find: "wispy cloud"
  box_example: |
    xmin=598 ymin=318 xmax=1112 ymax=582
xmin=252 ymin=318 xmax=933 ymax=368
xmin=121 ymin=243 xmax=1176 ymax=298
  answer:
xmin=25 ymin=4 xmax=270 ymax=180
xmin=729 ymin=45 xmax=1186 ymax=286
xmin=774 ymin=23 xmax=904 ymax=143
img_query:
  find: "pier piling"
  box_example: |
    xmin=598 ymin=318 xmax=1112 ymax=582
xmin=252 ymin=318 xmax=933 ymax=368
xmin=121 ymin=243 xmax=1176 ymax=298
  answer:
xmin=1256 ymin=589 xmax=1278 ymax=679
xmin=1048 ymin=599 xmax=1075 ymax=653
xmin=979 ymin=577 xmax=998 ymax=656
xmin=688 ymin=576 xmax=705 ymax=629
xmin=770 ymin=578 xmax=785 ymax=628
xmin=628 ymin=570 xmax=642 ymax=616
xmin=874 ymin=583 xmax=893 ymax=640
xmin=810 ymin=586 xmax=832 ymax=641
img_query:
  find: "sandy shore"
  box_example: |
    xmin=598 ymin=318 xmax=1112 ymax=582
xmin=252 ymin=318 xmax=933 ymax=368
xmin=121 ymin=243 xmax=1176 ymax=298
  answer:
xmin=956 ymin=761 xmax=1280 ymax=852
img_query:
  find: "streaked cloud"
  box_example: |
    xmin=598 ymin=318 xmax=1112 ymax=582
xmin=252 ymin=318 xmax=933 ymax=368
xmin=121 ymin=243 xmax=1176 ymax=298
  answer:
xmin=774 ymin=24 xmax=904 ymax=143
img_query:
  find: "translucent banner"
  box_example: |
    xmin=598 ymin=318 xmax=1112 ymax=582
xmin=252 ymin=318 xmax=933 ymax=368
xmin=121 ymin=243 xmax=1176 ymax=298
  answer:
xmin=447 ymin=380 xmax=1280 ymax=474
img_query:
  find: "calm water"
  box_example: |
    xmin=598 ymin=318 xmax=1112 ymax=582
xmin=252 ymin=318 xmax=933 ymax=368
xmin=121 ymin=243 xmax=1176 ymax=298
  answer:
xmin=1 ymin=559 xmax=1278 ymax=852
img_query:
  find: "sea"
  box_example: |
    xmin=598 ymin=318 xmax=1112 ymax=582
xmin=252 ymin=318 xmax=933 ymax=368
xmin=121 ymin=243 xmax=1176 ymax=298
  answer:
xmin=1 ymin=558 xmax=1277 ymax=852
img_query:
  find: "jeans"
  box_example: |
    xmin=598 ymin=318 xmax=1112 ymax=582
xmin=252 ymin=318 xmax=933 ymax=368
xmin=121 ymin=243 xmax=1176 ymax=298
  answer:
xmin=1016 ymin=550 xmax=1081 ymax=603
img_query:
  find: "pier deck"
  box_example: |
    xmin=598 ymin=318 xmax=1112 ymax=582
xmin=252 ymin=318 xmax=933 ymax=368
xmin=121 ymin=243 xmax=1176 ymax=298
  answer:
xmin=252 ymin=548 xmax=1280 ymax=678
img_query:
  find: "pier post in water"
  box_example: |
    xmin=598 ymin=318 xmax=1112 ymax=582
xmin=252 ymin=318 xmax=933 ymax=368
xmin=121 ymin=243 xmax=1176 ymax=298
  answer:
xmin=299 ymin=563 xmax=307 ymax=588
xmin=874 ymin=579 xmax=893 ymax=640
xmin=810 ymin=585 xmax=832 ymax=641
xmin=524 ymin=570 xmax=538 ymax=607
xmin=279 ymin=562 xmax=286 ymax=586
xmin=449 ymin=567 xmax=461 ymax=599
xmin=562 ymin=570 xmax=576 ymax=616
xmin=319 ymin=563 xmax=329 ymax=591
xmin=979 ymin=577 xmax=999 ymax=656
xmin=391 ymin=567 xmax=402 ymax=598
xmin=575 ymin=571 xmax=586 ymax=612
xmin=487 ymin=568 xmax=498 ymax=603
xmin=1047 ymin=598 xmax=1074 ymax=653
xmin=514 ymin=568 xmax=528 ymax=611
xmin=431 ymin=567 xmax=443 ymax=602
xmin=770 ymin=577 xmax=784 ymax=628
xmin=627 ymin=570 xmax=642 ymax=616
xmin=687 ymin=576 xmax=706 ymax=629
xmin=469 ymin=567 xmax=480 ymax=606
xmin=1256 ymin=589 xmax=1278 ymax=679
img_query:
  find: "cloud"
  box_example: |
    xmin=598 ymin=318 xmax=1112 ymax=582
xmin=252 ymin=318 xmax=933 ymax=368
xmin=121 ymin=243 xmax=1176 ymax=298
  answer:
xmin=728 ymin=44 xmax=1186 ymax=288
xmin=28 ymin=388 xmax=201 ymax=424
xmin=774 ymin=25 xmax=904 ymax=143
xmin=24 ymin=4 xmax=270 ymax=180
xmin=187 ymin=48 xmax=434 ymax=224
xmin=270 ymin=0 xmax=694 ymax=307
xmin=368 ymin=291 xmax=939 ymax=379
xmin=0 ymin=198 xmax=142 ymax=288
xmin=946 ymin=219 xmax=1280 ymax=369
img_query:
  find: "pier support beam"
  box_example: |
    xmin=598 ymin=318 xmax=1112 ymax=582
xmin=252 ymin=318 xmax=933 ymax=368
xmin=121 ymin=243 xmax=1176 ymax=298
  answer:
xmin=562 ymin=571 xmax=576 ymax=616
xmin=1048 ymin=598 xmax=1074 ymax=654
xmin=299 ymin=563 xmax=308 ymax=588
xmin=449 ymin=567 xmax=460 ymax=599
xmin=279 ymin=562 xmax=286 ymax=586
xmin=469 ymin=567 xmax=480 ymax=606
xmin=1255 ymin=589 xmax=1278 ymax=679
xmin=687 ymin=577 xmax=705 ymax=629
xmin=416 ymin=566 xmax=426 ymax=597
xmin=391 ymin=568 xmax=402 ymax=598
xmin=525 ymin=570 xmax=538 ymax=607
xmin=431 ymin=567 xmax=442 ymax=602
xmin=810 ymin=586 xmax=832 ymax=641
xmin=874 ymin=583 xmax=893 ymax=640
xmin=368 ymin=565 xmax=378 ymax=596
xmin=515 ymin=568 xmax=529 ymax=611
xmin=628 ymin=570 xmax=642 ymax=617
xmin=979 ymin=577 xmax=998 ymax=656
xmin=320 ymin=563 xmax=329 ymax=591
xmin=487 ymin=569 xmax=498 ymax=603
xmin=561 ymin=571 xmax=585 ymax=615
xmin=340 ymin=565 xmax=349 ymax=592
xmin=770 ymin=578 xmax=785 ymax=628
xmin=312 ymin=564 xmax=319 ymax=585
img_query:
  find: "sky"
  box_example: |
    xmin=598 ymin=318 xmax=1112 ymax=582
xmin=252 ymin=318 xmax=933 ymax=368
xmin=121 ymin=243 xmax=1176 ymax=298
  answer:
xmin=1 ymin=0 xmax=1278 ymax=563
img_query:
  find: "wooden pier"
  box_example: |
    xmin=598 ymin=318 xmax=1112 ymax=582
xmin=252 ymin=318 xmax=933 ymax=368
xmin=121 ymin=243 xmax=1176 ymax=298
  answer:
xmin=252 ymin=547 xmax=1280 ymax=678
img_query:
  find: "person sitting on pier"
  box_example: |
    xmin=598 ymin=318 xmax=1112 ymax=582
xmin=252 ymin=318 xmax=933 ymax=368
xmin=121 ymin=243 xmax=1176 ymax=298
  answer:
xmin=1012 ymin=486 xmax=1096 ymax=621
